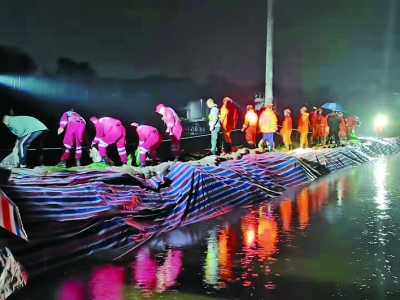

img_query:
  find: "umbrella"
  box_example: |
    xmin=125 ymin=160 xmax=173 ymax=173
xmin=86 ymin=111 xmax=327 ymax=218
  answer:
xmin=321 ymin=102 xmax=343 ymax=112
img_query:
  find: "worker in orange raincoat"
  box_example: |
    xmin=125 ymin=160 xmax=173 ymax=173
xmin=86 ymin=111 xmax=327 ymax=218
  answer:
xmin=242 ymin=105 xmax=258 ymax=147
xmin=280 ymin=108 xmax=292 ymax=150
xmin=297 ymin=106 xmax=310 ymax=148
xmin=309 ymin=107 xmax=318 ymax=145
xmin=220 ymin=97 xmax=238 ymax=153
xmin=316 ymin=108 xmax=325 ymax=144
xmin=258 ymin=102 xmax=278 ymax=151
xmin=337 ymin=111 xmax=347 ymax=140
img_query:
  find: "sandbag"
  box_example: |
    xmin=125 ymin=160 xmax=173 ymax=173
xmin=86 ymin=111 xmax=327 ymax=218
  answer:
xmin=0 ymin=149 xmax=19 ymax=168
xmin=0 ymin=248 xmax=27 ymax=299
xmin=89 ymin=148 xmax=115 ymax=166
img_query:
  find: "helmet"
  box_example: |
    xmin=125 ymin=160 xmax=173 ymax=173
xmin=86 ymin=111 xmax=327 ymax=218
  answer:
xmin=266 ymin=102 xmax=273 ymax=108
xmin=89 ymin=116 xmax=98 ymax=123
xmin=223 ymin=97 xmax=232 ymax=103
xmin=284 ymin=108 xmax=291 ymax=114
xmin=131 ymin=122 xmax=138 ymax=127
xmin=300 ymin=106 xmax=307 ymax=111
xmin=155 ymin=103 xmax=165 ymax=113
xmin=246 ymin=105 xmax=254 ymax=110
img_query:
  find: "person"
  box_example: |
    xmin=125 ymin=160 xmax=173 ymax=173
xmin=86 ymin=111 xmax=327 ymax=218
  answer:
xmin=326 ymin=111 xmax=341 ymax=146
xmin=280 ymin=109 xmax=292 ymax=150
xmin=206 ymin=99 xmax=221 ymax=155
xmin=155 ymin=103 xmax=183 ymax=161
xmin=2 ymin=115 xmax=48 ymax=168
xmin=297 ymin=107 xmax=310 ymax=148
xmin=242 ymin=105 xmax=258 ymax=147
xmin=219 ymin=97 xmax=238 ymax=153
xmin=345 ymin=116 xmax=361 ymax=140
xmin=316 ymin=108 xmax=325 ymax=144
xmin=258 ymin=102 xmax=278 ymax=151
xmin=337 ymin=111 xmax=347 ymax=140
xmin=90 ymin=116 xmax=127 ymax=165
xmin=56 ymin=109 xmax=86 ymax=167
xmin=131 ymin=122 xmax=162 ymax=167
xmin=309 ymin=107 xmax=318 ymax=144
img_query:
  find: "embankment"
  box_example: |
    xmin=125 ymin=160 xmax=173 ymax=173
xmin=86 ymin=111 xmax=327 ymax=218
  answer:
xmin=1 ymin=137 xmax=399 ymax=275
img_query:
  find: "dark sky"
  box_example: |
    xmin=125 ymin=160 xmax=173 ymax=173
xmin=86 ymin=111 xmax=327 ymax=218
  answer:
xmin=0 ymin=0 xmax=393 ymax=92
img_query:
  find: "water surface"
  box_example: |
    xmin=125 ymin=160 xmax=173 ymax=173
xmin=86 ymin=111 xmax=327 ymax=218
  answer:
xmin=10 ymin=156 xmax=400 ymax=299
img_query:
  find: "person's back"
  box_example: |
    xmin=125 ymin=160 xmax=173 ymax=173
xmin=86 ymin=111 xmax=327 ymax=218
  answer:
xmin=98 ymin=117 xmax=121 ymax=134
xmin=328 ymin=114 xmax=341 ymax=131
xmin=7 ymin=116 xmax=48 ymax=138
xmin=259 ymin=109 xmax=277 ymax=133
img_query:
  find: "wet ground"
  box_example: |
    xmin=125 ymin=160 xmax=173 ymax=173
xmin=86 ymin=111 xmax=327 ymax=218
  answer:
xmin=9 ymin=155 xmax=400 ymax=300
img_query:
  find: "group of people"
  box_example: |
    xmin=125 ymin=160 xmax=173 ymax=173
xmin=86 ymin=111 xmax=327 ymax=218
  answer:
xmin=1 ymin=103 xmax=183 ymax=168
xmin=1 ymin=99 xmax=361 ymax=168
xmin=206 ymin=100 xmax=361 ymax=153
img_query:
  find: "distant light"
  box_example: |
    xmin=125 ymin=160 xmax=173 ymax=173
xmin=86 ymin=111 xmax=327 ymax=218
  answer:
xmin=374 ymin=115 xmax=388 ymax=127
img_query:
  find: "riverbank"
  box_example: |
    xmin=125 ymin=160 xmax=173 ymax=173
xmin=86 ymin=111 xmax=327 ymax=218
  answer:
xmin=1 ymin=137 xmax=400 ymax=296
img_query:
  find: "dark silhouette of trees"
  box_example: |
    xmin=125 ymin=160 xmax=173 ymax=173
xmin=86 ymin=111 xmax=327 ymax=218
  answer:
xmin=56 ymin=57 xmax=96 ymax=79
xmin=0 ymin=45 xmax=37 ymax=74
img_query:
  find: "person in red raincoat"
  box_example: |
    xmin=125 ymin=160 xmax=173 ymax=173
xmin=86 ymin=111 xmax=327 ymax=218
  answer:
xmin=316 ymin=108 xmax=325 ymax=144
xmin=220 ymin=97 xmax=238 ymax=153
xmin=309 ymin=107 xmax=318 ymax=145
xmin=155 ymin=103 xmax=183 ymax=161
xmin=131 ymin=122 xmax=162 ymax=167
xmin=242 ymin=105 xmax=258 ymax=147
xmin=297 ymin=107 xmax=310 ymax=148
xmin=280 ymin=108 xmax=292 ymax=150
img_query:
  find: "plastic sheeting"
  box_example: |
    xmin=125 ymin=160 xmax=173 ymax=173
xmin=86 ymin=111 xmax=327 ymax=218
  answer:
xmin=1 ymin=138 xmax=400 ymax=275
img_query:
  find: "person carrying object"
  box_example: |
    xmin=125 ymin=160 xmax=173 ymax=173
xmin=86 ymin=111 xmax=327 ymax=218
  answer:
xmin=56 ymin=109 xmax=86 ymax=167
xmin=2 ymin=115 xmax=48 ymax=168
xmin=90 ymin=116 xmax=127 ymax=165
xmin=131 ymin=122 xmax=162 ymax=167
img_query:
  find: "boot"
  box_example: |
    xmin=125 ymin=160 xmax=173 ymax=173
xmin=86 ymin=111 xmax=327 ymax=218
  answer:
xmin=56 ymin=160 xmax=67 ymax=168
xmin=75 ymin=159 xmax=81 ymax=167
xmin=268 ymin=146 xmax=274 ymax=152
xmin=99 ymin=156 xmax=108 ymax=165
xmin=284 ymin=144 xmax=290 ymax=150
xmin=258 ymin=140 xmax=264 ymax=149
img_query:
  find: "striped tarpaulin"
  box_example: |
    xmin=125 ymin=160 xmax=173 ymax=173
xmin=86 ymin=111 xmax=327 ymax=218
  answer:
xmin=1 ymin=137 xmax=400 ymax=272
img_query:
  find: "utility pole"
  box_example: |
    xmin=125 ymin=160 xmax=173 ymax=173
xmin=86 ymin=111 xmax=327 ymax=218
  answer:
xmin=265 ymin=0 xmax=274 ymax=107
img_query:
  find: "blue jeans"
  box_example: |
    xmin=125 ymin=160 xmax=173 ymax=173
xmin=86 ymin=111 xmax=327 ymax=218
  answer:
xmin=211 ymin=127 xmax=220 ymax=154
xmin=261 ymin=132 xmax=274 ymax=148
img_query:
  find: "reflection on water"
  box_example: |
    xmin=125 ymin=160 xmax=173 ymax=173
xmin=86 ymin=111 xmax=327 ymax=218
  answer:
xmin=10 ymin=157 xmax=400 ymax=299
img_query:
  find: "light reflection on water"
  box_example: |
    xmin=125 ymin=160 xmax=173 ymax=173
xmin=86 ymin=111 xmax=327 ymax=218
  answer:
xmin=10 ymin=157 xmax=400 ymax=299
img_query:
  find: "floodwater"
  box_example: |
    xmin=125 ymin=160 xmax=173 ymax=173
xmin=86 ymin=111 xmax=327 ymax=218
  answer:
xmin=9 ymin=155 xmax=400 ymax=300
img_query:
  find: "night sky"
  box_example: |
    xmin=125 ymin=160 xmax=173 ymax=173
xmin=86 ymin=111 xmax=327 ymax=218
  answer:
xmin=0 ymin=0 xmax=394 ymax=95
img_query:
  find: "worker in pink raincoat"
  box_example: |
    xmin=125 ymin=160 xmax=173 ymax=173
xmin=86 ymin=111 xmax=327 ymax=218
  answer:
xmin=155 ymin=103 xmax=183 ymax=161
xmin=56 ymin=109 xmax=86 ymax=167
xmin=131 ymin=122 xmax=162 ymax=167
xmin=90 ymin=116 xmax=127 ymax=165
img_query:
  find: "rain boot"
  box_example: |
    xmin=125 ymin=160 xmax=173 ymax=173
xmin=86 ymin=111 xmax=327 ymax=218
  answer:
xmin=258 ymin=140 xmax=264 ymax=149
xmin=56 ymin=160 xmax=67 ymax=168
xmin=75 ymin=159 xmax=81 ymax=167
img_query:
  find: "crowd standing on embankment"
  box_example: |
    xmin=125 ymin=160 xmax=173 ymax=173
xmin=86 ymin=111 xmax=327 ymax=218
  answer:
xmin=1 ymin=98 xmax=363 ymax=169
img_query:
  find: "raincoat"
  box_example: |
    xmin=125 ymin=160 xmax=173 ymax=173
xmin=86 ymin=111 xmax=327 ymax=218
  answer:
xmin=297 ymin=112 xmax=310 ymax=146
xmin=220 ymin=100 xmax=238 ymax=144
xmin=280 ymin=114 xmax=292 ymax=147
xmin=242 ymin=110 xmax=258 ymax=145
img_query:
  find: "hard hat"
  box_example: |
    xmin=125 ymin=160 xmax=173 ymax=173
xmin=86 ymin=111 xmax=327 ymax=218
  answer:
xmin=89 ymin=116 xmax=98 ymax=123
xmin=131 ymin=122 xmax=138 ymax=127
xmin=284 ymin=108 xmax=291 ymax=114
xmin=155 ymin=103 xmax=165 ymax=113
xmin=312 ymin=107 xmax=317 ymax=110
xmin=266 ymin=102 xmax=273 ymax=108
xmin=223 ymin=97 xmax=232 ymax=103
xmin=300 ymin=106 xmax=307 ymax=111
xmin=246 ymin=105 xmax=254 ymax=110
